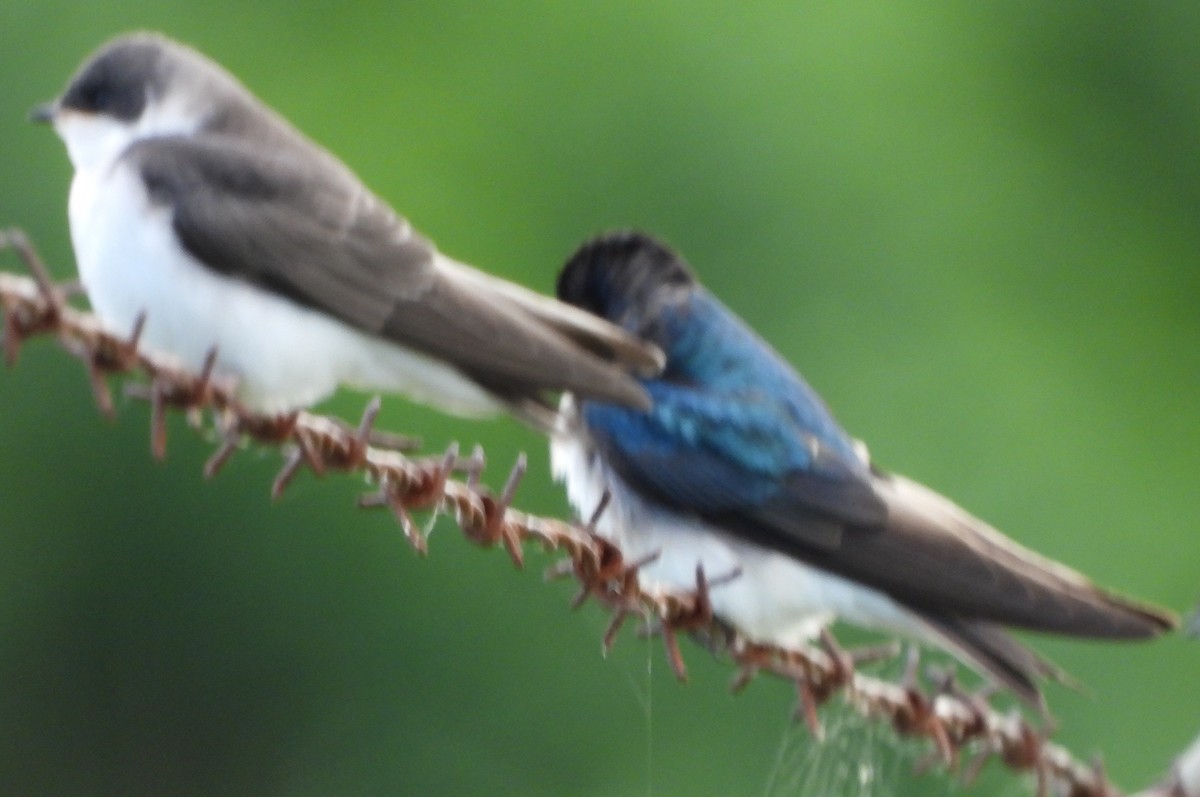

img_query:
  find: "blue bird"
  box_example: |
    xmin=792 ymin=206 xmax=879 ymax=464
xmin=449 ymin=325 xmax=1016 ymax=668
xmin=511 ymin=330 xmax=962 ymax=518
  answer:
xmin=551 ymin=231 xmax=1175 ymax=706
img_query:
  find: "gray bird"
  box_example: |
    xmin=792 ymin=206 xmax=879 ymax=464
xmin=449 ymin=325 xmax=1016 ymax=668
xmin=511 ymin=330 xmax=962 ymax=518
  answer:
xmin=31 ymin=32 xmax=661 ymax=426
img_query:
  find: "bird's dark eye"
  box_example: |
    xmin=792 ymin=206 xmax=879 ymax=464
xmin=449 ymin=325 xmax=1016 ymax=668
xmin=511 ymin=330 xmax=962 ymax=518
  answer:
xmin=60 ymin=48 xmax=151 ymax=122
xmin=63 ymin=76 xmax=120 ymax=115
xmin=79 ymin=81 xmax=112 ymax=112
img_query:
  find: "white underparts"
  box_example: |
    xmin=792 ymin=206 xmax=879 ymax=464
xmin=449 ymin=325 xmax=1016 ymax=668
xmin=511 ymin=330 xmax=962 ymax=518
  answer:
xmin=550 ymin=395 xmax=932 ymax=650
xmin=60 ymin=115 xmax=500 ymax=415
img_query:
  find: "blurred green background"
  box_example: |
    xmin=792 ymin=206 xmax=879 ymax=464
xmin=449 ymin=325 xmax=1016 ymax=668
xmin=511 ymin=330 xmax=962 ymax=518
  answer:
xmin=1 ymin=3 xmax=1197 ymax=795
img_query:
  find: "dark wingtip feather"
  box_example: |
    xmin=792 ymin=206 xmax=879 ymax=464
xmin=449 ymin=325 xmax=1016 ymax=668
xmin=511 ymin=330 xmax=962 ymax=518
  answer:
xmin=1105 ymin=597 xmax=1178 ymax=637
xmin=1050 ymin=583 xmax=1178 ymax=639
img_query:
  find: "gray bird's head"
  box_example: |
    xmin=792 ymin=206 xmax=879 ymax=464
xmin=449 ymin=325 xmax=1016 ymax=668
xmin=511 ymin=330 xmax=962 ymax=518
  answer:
xmin=30 ymin=32 xmax=280 ymax=173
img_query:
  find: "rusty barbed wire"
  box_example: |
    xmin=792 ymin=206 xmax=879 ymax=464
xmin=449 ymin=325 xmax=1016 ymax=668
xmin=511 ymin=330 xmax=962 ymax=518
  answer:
xmin=0 ymin=227 xmax=1176 ymax=797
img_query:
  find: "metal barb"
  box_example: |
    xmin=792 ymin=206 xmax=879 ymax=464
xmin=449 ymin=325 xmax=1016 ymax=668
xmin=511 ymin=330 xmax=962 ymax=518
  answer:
xmin=569 ymin=584 xmax=592 ymax=611
xmin=356 ymin=396 xmax=382 ymax=447
xmin=661 ymin=623 xmax=688 ymax=682
xmin=1 ymin=230 xmax=64 ymax=365
xmin=817 ymin=627 xmax=856 ymax=690
xmin=150 ymin=379 xmax=169 ymax=459
xmin=602 ymin=607 xmax=637 ymax=655
xmin=5 ymin=229 xmax=61 ymax=318
xmin=493 ymin=454 xmax=528 ymax=568
xmin=963 ymin=742 xmax=997 ymax=787
xmin=85 ymin=358 xmax=116 ymax=419
xmin=499 ymin=453 xmax=526 ymax=507
xmin=272 ymin=447 xmax=306 ymax=500
xmin=196 ymin=347 xmax=218 ymax=394
xmin=127 ymin=312 xmax=147 ymax=352
xmin=465 ymin=444 xmax=485 ymax=491
xmin=440 ymin=442 xmax=460 ymax=483
xmin=358 ymin=474 xmax=431 ymax=554
xmin=794 ymin=678 xmax=825 ymax=741
xmin=730 ymin=664 xmax=758 ymax=694
xmin=393 ymin=502 xmax=430 ymax=556
xmin=586 ymin=489 xmax=612 ymax=531
xmin=2 ymin=309 xmax=19 ymax=367
xmin=204 ymin=424 xmax=242 ymax=480
xmin=292 ymin=428 xmax=327 ymax=477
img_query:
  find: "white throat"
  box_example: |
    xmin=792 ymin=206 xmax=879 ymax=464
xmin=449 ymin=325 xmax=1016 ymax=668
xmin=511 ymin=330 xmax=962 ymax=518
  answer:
xmin=55 ymin=111 xmax=140 ymax=174
xmin=54 ymin=93 xmax=205 ymax=174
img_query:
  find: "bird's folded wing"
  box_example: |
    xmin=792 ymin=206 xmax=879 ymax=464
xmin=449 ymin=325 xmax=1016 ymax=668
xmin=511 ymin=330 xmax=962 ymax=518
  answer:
xmin=131 ymin=135 xmax=653 ymax=409
xmin=730 ymin=459 xmax=1175 ymax=637
xmin=583 ymin=380 xmax=1174 ymax=637
xmin=583 ymin=382 xmax=887 ymax=551
xmin=795 ymin=472 xmax=1177 ymax=637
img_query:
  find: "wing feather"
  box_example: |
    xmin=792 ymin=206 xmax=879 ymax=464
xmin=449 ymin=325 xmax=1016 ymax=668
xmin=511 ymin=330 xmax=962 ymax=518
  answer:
xmin=584 ymin=381 xmax=886 ymax=552
xmin=130 ymin=135 xmax=655 ymax=409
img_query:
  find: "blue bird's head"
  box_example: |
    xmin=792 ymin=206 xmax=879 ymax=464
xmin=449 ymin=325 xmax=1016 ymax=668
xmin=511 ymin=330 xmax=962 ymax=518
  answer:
xmin=557 ymin=231 xmax=862 ymax=462
xmin=557 ymin=231 xmax=779 ymax=390
xmin=557 ymin=232 xmax=695 ymax=347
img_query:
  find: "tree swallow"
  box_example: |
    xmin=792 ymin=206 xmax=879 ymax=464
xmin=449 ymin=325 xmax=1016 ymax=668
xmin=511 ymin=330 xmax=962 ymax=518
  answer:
xmin=551 ymin=231 xmax=1175 ymax=705
xmin=30 ymin=32 xmax=662 ymax=425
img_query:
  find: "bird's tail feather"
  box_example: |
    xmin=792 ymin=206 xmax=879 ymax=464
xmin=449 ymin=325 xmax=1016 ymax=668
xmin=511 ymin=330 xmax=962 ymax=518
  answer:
xmin=439 ymin=257 xmax=665 ymax=375
xmin=920 ymin=614 xmax=1071 ymax=711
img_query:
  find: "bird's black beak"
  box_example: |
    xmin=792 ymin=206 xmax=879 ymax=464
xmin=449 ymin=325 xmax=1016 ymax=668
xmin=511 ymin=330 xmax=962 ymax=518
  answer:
xmin=28 ymin=102 xmax=57 ymax=124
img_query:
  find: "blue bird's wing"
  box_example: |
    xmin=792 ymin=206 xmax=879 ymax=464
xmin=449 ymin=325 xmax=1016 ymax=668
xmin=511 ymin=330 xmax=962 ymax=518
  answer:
xmin=584 ymin=384 xmax=1174 ymax=640
xmin=583 ymin=382 xmax=887 ymax=551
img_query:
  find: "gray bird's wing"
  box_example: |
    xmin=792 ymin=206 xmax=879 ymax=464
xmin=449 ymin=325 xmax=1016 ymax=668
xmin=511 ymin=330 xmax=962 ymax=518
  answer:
xmin=129 ymin=134 xmax=659 ymax=415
